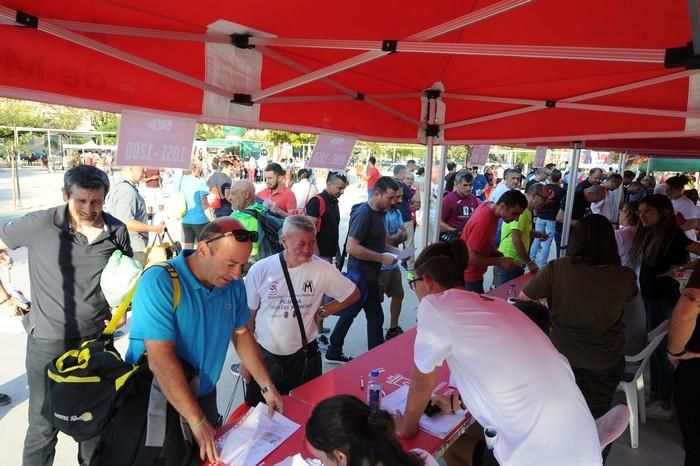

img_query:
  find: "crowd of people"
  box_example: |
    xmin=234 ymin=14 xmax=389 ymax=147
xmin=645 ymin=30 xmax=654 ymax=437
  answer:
xmin=0 ymin=153 xmax=699 ymax=465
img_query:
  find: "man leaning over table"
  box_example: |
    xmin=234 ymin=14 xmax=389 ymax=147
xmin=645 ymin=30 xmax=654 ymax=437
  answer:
xmin=126 ymin=217 xmax=283 ymax=463
xmin=241 ymin=215 xmax=360 ymax=405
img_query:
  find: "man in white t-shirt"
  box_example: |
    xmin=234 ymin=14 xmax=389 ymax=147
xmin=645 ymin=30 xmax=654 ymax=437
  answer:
xmin=488 ymin=168 xmax=522 ymax=203
xmin=242 ymin=215 xmax=360 ymax=405
xmin=590 ymin=173 xmax=622 ymax=221
xmin=666 ymin=175 xmax=699 ymax=241
xmin=396 ymin=243 xmax=602 ymax=466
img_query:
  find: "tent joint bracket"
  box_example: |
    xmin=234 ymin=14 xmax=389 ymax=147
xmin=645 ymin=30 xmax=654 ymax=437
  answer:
xmin=425 ymin=124 xmax=440 ymax=137
xmin=545 ymin=100 xmax=556 ymax=108
xmin=231 ymin=93 xmax=254 ymax=106
xmin=15 ymin=10 xmax=38 ymax=29
xmin=665 ymin=42 xmax=700 ymax=69
xmin=356 ymin=93 xmax=365 ymax=101
xmin=425 ymin=89 xmax=442 ymax=99
xmin=231 ymin=33 xmax=254 ymax=49
xmin=381 ymin=40 xmax=398 ymax=53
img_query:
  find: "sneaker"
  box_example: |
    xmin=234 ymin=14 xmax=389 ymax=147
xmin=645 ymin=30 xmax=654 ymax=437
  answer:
xmin=317 ymin=335 xmax=330 ymax=352
xmin=325 ymin=352 xmax=353 ymax=364
xmin=406 ymin=271 xmax=414 ymax=281
xmin=0 ymin=393 xmax=11 ymax=406
xmin=646 ymin=401 xmax=673 ymax=420
xmin=385 ymin=326 xmax=404 ymax=340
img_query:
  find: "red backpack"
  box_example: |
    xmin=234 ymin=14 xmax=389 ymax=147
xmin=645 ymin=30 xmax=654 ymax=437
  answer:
xmin=305 ymin=194 xmax=326 ymax=232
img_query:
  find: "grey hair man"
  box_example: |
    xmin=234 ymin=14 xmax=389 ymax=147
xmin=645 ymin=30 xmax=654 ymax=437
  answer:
xmin=242 ymin=215 xmax=360 ymax=404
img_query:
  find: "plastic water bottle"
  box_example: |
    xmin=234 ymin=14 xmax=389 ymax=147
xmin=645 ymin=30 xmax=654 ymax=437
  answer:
xmin=367 ymin=369 xmax=382 ymax=410
xmin=507 ymin=284 xmax=517 ymax=303
xmin=484 ymin=426 xmax=497 ymax=451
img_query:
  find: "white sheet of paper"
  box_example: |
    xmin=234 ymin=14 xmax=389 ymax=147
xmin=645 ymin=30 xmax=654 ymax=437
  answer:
xmin=216 ymin=403 xmax=301 ymax=466
xmin=273 ymin=454 xmax=322 ymax=466
xmin=382 ymin=385 xmax=467 ymax=439
xmin=384 ymin=244 xmax=416 ymax=261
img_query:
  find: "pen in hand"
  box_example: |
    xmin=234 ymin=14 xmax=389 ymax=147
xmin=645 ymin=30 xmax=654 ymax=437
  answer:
xmin=360 ymin=376 xmax=365 ymax=390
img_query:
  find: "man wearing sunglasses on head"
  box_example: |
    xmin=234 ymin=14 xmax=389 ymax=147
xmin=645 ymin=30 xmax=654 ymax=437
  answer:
xmin=125 ymin=217 xmax=282 ymax=464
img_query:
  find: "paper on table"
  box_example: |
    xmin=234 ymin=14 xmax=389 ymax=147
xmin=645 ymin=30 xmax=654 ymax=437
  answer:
xmin=384 ymin=244 xmax=416 ymax=261
xmin=381 ymin=385 xmax=467 ymax=439
xmin=216 ymin=403 xmax=301 ymax=466
xmin=273 ymin=454 xmax=322 ymax=466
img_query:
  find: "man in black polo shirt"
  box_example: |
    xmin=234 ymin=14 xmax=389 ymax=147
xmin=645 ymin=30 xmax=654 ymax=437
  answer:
xmin=305 ymin=171 xmax=347 ymax=264
xmin=0 ymin=165 xmax=131 ymax=466
xmin=326 ymin=176 xmax=400 ymax=363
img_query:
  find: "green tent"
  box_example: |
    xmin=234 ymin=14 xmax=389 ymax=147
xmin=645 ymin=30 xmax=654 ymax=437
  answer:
xmin=628 ymin=157 xmax=700 ymax=173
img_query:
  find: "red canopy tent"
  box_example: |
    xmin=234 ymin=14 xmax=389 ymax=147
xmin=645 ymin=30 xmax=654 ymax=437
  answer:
xmin=0 ymin=0 xmax=698 ymax=245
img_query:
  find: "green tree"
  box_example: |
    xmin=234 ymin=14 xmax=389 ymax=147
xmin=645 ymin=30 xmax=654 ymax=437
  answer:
xmin=45 ymin=105 xmax=88 ymax=130
xmin=196 ymin=124 xmax=224 ymax=140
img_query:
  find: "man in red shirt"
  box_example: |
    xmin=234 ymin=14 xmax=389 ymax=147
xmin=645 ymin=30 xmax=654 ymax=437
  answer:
xmin=365 ymin=156 xmax=380 ymax=199
xmin=257 ymin=162 xmax=298 ymax=216
xmin=460 ymin=190 xmax=527 ymax=293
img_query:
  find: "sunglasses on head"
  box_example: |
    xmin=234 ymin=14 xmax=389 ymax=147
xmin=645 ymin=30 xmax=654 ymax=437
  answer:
xmin=205 ymin=229 xmax=258 ymax=245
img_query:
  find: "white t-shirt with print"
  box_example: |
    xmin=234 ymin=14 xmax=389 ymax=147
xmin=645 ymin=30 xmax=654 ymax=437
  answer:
xmin=246 ymin=255 xmax=356 ymax=355
xmin=672 ymin=196 xmax=698 ymax=241
xmin=414 ymin=289 xmax=602 ymax=466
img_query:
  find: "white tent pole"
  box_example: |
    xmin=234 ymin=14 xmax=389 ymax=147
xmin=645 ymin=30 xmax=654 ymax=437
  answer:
xmin=611 ymin=151 xmax=627 ymax=225
xmin=420 ymin=137 xmax=435 ymax=250
xmin=252 ymin=0 xmax=533 ymax=101
xmin=690 ymin=0 xmax=700 ymax=55
xmin=559 ymin=142 xmax=582 ymax=257
xmin=431 ymin=145 xmax=448 ymax=244
xmin=0 ymin=6 xmax=233 ymax=98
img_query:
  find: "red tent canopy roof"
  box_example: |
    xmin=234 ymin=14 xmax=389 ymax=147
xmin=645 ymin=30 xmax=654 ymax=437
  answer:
xmin=0 ymin=0 xmax=698 ymax=155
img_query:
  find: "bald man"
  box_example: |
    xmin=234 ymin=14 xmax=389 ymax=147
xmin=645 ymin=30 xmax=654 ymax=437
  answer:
xmin=228 ymin=179 xmax=265 ymax=259
xmin=126 ymin=218 xmax=283 ymax=463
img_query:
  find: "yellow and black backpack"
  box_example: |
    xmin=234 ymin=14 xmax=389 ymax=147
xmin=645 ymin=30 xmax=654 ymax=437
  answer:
xmin=42 ymin=263 xmax=181 ymax=442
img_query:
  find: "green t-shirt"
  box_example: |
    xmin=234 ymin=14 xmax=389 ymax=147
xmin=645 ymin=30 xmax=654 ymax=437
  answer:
xmin=498 ymin=207 xmax=532 ymax=263
xmin=230 ymin=202 xmax=266 ymax=258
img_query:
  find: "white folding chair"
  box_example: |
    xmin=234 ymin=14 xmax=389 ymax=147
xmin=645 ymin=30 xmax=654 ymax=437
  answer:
xmin=596 ymin=404 xmax=630 ymax=450
xmin=616 ymin=319 xmax=669 ymax=448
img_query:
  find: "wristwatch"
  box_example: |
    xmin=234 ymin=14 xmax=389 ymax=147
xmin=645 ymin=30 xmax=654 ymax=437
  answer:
xmin=317 ymin=307 xmax=328 ymax=319
xmin=668 ymin=349 xmax=687 ymax=357
xmin=260 ymin=384 xmax=275 ymax=395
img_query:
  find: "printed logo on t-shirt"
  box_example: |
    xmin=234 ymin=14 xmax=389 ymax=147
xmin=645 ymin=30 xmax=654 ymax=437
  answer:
xmin=303 ymin=280 xmax=314 ymax=293
xmin=268 ymin=281 xmax=279 ymax=296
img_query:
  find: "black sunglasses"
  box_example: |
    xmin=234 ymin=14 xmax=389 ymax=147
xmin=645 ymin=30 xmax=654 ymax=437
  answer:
xmin=205 ymin=229 xmax=258 ymax=245
xmin=408 ymin=276 xmax=424 ymax=291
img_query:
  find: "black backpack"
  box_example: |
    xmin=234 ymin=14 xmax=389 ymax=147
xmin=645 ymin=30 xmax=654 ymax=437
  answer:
xmin=243 ymin=208 xmax=285 ymax=259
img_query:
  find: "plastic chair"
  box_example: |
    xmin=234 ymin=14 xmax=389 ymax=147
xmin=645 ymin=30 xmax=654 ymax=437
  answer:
xmin=616 ymin=319 xmax=669 ymax=448
xmin=596 ymin=404 xmax=630 ymax=449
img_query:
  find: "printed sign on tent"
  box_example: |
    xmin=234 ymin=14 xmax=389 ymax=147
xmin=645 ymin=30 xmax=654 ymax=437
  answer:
xmin=306 ymin=132 xmax=357 ymax=170
xmin=116 ymin=109 xmax=196 ymax=169
xmin=470 ymin=145 xmax=490 ymax=166
xmin=533 ymin=146 xmax=547 ymax=168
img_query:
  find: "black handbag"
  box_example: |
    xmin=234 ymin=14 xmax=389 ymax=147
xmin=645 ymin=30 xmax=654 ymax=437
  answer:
xmin=278 ymin=253 xmax=322 ymax=383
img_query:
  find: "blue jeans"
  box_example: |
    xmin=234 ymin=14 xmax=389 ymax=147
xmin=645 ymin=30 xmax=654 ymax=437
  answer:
xmin=495 ymin=266 xmax=524 ymax=287
xmin=329 ymin=279 xmax=384 ymax=354
xmin=644 ymin=297 xmax=676 ymax=404
xmin=529 ymin=218 xmax=556 ymax=267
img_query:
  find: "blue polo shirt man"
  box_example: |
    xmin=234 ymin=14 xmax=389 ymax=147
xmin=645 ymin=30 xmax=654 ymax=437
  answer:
xmin=126 ymin=251 xmax=248 ymax=397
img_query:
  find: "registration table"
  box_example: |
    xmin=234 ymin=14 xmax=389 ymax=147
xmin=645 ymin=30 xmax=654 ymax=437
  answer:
xmin=210 ymin=273 xmax=536 ymax=465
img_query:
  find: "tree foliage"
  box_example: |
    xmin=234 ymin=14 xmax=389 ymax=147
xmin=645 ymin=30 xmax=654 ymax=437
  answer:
xmin=196 ymin=124 xmax=224 ymax=140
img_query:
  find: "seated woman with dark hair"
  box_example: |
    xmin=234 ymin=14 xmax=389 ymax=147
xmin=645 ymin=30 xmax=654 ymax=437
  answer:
xmin=521 ymin=214 xmax=638 ymax=420
xmin=306 ymin=394 xmax=438 ymax=466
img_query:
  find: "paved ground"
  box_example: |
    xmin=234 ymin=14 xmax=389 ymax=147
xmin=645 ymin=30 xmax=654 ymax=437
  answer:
xmin=0 ymin=166 xmax=684 ymax=465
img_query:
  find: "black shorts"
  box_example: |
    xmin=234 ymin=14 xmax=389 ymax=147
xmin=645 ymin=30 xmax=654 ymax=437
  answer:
xmin=473 ymin=441 xmax=499 ymax=466
xmin=182 ymin=222 xmax=207 ymax=243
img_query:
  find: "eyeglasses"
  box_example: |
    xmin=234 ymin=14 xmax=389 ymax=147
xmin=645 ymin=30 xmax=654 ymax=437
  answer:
xmin=408 ymin=276 xmax=424 ymax=291
xmin=204 ymin=229 xmax=258 ymax=245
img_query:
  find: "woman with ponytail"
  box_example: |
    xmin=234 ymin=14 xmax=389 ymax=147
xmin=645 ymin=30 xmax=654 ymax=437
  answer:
xmin=396 ymin=239 xmax=601 ymax=466
xmin=305 ymin=394 xmax=437 ymax=466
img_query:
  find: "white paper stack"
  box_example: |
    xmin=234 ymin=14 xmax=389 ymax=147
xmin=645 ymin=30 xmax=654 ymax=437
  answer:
xmin=216 ymin=403 xmax=301 ymax=466
xmin=381 ymin=385 xmax=467 ymax=439
xmin=273 ymin=454 xmax=322 ymax=466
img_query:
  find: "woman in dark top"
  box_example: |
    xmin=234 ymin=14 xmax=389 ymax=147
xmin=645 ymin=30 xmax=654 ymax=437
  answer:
xmin=629 ymin=194 xmax=700 ymax=418
xmin=668 ymin=263 xmax=700 ymax=466
xmin=521 ymin=215 xmax=637 ymax=421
